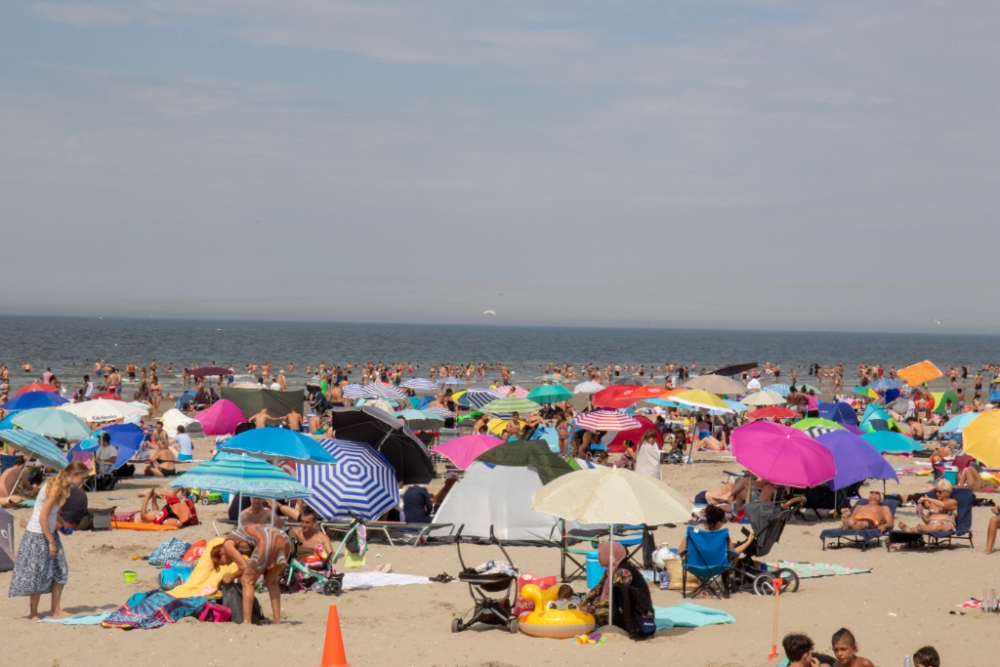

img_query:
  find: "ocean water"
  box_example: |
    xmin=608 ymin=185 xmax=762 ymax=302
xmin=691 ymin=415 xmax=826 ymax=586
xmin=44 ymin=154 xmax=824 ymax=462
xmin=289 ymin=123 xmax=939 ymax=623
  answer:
xmin=1 ymin=316 xmax=997 ymax=394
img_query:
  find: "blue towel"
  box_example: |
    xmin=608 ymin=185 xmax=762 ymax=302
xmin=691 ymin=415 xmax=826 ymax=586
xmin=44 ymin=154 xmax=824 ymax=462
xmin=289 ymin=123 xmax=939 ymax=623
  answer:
xmin=654 ymin=602 xmax=736 ymax=630
xmin=38 ymin=612 xmax=112 ymax=625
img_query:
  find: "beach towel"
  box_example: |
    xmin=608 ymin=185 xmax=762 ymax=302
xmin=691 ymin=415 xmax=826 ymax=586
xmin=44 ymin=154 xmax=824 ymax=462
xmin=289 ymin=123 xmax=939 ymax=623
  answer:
xmin=653 ymin=603 xmax=736 ymax=630
xmin=111 ymin=521 xmax=179 ymax=532
xmin=168 ymin=538 xmax=237 ymax=599
xmin=342 ymin=572 xmax=433 ymax=590
xmin=102 ymin=589 xmax=207 ymax=630
xmin=764 ymin=560 xmax=872 ymax=578
xmin=39 ymin=612 xmax=112 ymax=625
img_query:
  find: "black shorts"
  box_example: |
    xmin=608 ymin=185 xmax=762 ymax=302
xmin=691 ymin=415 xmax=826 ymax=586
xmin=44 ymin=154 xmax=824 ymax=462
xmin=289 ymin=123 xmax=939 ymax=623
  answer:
xmin=158 ymin=468 xmax=177 ymax=477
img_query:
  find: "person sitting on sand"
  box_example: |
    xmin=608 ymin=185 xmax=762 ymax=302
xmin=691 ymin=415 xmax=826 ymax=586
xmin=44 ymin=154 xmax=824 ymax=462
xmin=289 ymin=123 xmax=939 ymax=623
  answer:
xmin=782 ymin=633 xmax=836 ymax=666
xmin=898 ymin=479 xmax=958 ymax=533
xmin=145 ymin=441 xmax=177 ymax=477
xmin=957 ymin=465 xmax=998 ymax=492
xmin=287 ymin=506 xmax=332 ymax=560
xmin=984 ymin=506 xmax=1000 ymax=555
xmin=0 ymin=457 xmax=38 ymax=503
xmin=578 ymin=541 xmax=655 ymax=638
xmin=240 ymin=497 xmax=285 ymax=528
xmin=830 ymin=628 xmax=875 ymax=667
xmin=838 ymin=491 xmax=894 ymax=532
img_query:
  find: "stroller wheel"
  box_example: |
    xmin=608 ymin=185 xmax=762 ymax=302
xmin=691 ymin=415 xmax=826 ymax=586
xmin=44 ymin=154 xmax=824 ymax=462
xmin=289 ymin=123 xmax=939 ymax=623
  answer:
xmin=323 ymin=579 xmax=343 ymax=596
xmin=775 ymin=568 xmax=799 ymax=593
xmin=753 ymin=571 xmax=799 ymax=596
xmin=451 ymin=618 xmax=463 ymax=633
xmin=507 ymin=618 xmax=519 ymax=634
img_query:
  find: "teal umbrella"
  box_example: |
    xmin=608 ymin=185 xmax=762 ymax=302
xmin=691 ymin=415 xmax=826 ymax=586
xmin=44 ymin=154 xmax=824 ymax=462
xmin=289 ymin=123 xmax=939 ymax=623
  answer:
xmin=169 ymin=454 xmax=311 ymax=501
xmin=218 ymin=428 xmax=337 ymax=465
xmin=526 ymin=385 xmax=573 ymax=405
xmin=939 ymin=412 xmax=981 ymax=435
xmin=7 ymin=408 xmax=90 ymax=441
xmin=0 ymin=428 xmax=69 ymax=470
xmin=396 ymin=409 xmax=445 ymax=430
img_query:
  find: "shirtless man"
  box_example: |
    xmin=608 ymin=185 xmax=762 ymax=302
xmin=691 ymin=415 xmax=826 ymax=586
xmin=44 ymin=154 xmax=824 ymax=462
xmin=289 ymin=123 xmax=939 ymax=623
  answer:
xmin=308 ymin=412 xmax=323 ymax=435
xmin=0 ymin=457 xmax=38 ymax=503
xmin=839 ymin=491 xmax=894 ymax=532
xmin=288 ymin=507 xmax=333 ymax=559
xmin=240 ymin=497 xmax=285 ymax=527
xmin=284 ymin=406 xmax=303 ymax=432
xmin=248 ymin=407 xmax=282 ymax=429
xmin=689 ymin=477 xmax=749 ymax=509
xmin=328 ymin=383 xmax=344 ymax=406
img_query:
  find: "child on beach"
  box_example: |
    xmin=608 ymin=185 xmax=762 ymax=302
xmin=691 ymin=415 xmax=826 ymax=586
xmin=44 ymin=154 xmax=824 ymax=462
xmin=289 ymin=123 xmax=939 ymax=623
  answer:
xmin=830 ymin=628 xmax=875 ymax=667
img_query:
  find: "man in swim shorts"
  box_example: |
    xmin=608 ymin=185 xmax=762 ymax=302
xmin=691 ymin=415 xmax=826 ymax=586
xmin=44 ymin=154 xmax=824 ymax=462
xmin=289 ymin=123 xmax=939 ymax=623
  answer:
xmin=839 ymin=491 xmax=893 ymax=532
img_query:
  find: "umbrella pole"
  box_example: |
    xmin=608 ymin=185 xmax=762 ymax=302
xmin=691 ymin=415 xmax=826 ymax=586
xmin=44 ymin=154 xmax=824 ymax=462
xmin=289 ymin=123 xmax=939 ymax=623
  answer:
xmin=5 ymin=465 xmax=26 ymax=504
xmin=608 ymin=524 xmax=615 ymax=630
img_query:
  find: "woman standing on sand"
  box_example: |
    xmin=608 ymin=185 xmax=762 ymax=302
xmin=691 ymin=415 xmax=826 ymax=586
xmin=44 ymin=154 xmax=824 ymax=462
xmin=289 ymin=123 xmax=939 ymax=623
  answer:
xmin=8 ymin=462 xmax=89 ymax=620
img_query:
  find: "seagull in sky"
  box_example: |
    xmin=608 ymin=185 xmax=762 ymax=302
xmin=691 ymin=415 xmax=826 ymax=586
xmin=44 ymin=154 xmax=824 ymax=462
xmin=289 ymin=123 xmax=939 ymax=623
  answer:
xmin=933 ymin=318 xmax=946 ymax=325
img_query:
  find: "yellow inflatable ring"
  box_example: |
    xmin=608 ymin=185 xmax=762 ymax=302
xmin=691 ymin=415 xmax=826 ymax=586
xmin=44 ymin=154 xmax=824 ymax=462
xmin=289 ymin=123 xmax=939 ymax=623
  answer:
xmin=517 ymin=584 xmax=596 ymax=639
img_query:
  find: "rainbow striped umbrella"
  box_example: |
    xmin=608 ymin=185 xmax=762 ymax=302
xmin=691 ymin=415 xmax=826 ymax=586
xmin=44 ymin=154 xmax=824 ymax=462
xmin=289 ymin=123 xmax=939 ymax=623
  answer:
xmin=574 ymin=409 xmax=642 ymax=432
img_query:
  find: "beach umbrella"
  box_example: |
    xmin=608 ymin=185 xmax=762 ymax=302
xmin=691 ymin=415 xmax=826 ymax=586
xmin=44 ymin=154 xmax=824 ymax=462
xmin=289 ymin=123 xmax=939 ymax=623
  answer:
xmin=869 ymin=379 xmax=900 ymax=391
xmin=535 ymin=374 xmax=568 ymax=384
xmin=963 ymin=412 xmax=1000 ymax=467
xmin=852 ymin=386 xmax=879 ymax=400
xmin=526 ymin=385 xmax=573 ymax=405
xmin=896 ymin=361 xmax=943 ymax=387
xmin=401 ymin=378 xmax=438 ymax=391
xmin=861 ymin=431 xmax=921 ymax=454
xmin=432 ymin=434 xmax=504 ymax=470
xmin=59 ymin=399 xmax=145 ymax=424
xmin=2 ymin=391 xmax=68 ymax=411
xmin=988 ymin=391 xmax=1000 ymax=403
xmin=709 ymin=362 xmax=759 ymax=377
xmin=219 ymin=428 xmax=337 ymax=465
xmin=296 ymin=439 xmax=399 ymax=521
xmin=12 ymin=383 xmax=58 ymax=397
xmin=730 ymin=421 xmax=836 ymax=488
xmin=592 ymin=385 xmax=665 ymax=409
xmin=611 ymin=377 xmax=642 ymax=386
xmin=328 ymin=407 xmax=435 ymax=484
xmin=713 ymin=400 xmax=749 ymax=415
xmin=170 ymin=454 xmax=311 ymax=501
xmin=493 ymin=385 xmax=529 ymax=398
xmin=194 ymin=399 xmax=246 ymax=436
xmin=0 ymin=507 xmax=13 ymax=571
xmin=791 ymin=418 xmax=845 ymax=438
xmin=681 ymin=375 xmax=746 ymax=395
xmin=480 ymin=396 xmax=542 ymax=414
xmin=356 ymin=398 xmax=396 ymax=413
xmin=7 ymin=408 xmax=90 ymax=440
xmin=938 ymin=412 xmax=982 ymax=435
xmin=740 ymin=391 xmax=785 ymax=407
xmin=574 ymin=408 xmax=641 ymax=432
xmin=762 ymin=384 xmax=790 ymax=397
xmin=90 ymin=392 xmax=122 ymax=401
xmin=0 ymin=428 xmax=69 ymax=471
xmin=486 ymin=417 xmax=526 ymax=436
xmin=818 ymin=402 xmax=859 ymax=426
xmin=437 ymin=376 xmax=466 ymax=386
xmin=747 ymin=407 xmax=798 ymax=420
xmin=607 ymin=415 xmax=663 ymax=453
xmin=363 ymin=383 xmax=407 ymax=401
xmin=667 ymin=390 xmax=733 ymax=413
xmin=573 ymin=381 xmax=605 ymax=394
xmin=396 ymin=409 xmax=445 ymax=431
xmin=814 ymin=431 xmax=898 ymax=490
xmin=69 ymin=423 xmax=146 ymax=470
xmin=175 ymin=391 xmax=197 ymax=409
xmin=424 ymin=407 xmax=456 ymax=419
xmin=342 ymin=384 xmax=367 ymax=399
xmin=458 ymin=388 xmax=504 ymax=409
xmin=189 ymin=366 xmax=232 ymax=377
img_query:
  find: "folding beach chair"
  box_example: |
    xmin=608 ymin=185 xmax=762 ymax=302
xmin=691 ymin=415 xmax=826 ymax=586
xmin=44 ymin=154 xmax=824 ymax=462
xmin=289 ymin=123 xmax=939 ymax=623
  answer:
xmin=680 ymin=526 xmax=732 ymax=599
xmin=560 ymin=523 xmax=652 ymax=582
xmin=887 ymin=488 xmax=974 ymax=551
xmin=787 ymin=481 xmax=863 ymax=522
xmin=819 ymin=498 xmax=900 ymax=551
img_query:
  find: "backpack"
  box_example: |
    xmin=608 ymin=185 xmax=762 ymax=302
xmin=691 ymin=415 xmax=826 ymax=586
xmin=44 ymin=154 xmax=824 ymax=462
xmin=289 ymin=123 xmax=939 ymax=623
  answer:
xmin=221 ymin=582 xmax=266 ymax=625
xmin=149 ymin=537 xmax=191 ymax=567
xmin=164 ymin=497 xmax=199 ymax=527
xmin=198 ymin=602 xmax=232 ymax=623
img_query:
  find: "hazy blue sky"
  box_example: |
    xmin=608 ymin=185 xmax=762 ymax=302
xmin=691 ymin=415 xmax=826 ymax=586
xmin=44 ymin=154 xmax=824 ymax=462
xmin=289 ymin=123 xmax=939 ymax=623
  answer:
xmin=1 ymin=2 xmax=997 ymax=332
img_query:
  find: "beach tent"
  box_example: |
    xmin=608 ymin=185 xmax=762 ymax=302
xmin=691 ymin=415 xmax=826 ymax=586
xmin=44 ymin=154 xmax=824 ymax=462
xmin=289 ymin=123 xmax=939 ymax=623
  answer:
xmin=431 ymin=440 xmax=580 ymax=543
xmin=160 ymin=408 xmax=199 ymax=437
xmin=859 ymin=404 xmax=898 ymax=433
xmin=0 ymin=507 xmax=13 ymax=572
xmin=194 ymin=399 xmax=245 ymax=436
xmin=818 ymin=402 xmax=859 ymax=426
xmin=219 ymin=387 xmax=305 ymax=421
xmin=930 ymin=391 xmax=958 ymax=415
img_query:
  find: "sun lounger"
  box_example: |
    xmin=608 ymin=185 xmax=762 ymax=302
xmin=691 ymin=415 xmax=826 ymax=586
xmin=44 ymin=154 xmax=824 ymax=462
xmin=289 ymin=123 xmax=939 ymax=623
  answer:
xmin=819 ymin=499 xmax=900 ymax=551
xmin=886 ymin=488 xmax=974 ymax=551
xmin=322 ymin=520 xmax=454 ymax=547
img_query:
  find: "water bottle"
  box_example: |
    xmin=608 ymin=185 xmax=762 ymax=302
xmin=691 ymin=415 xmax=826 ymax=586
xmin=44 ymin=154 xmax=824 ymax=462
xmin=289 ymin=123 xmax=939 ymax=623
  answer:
xmin=903 ymin=656 xmax=912 ymax=667
xmin=659 ymin=568 xmax=670 ymax=590
xmin=585 ymin=551 xmax=603 ymax=589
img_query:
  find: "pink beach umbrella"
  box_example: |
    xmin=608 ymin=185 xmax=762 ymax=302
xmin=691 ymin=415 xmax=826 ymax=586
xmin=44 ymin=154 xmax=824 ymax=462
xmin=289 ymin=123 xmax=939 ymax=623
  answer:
xmin=194 ymin=399 xmax=246 ymax=436
xmin=432 ymin=434 xmax=503 ymax=470
xmin=731 ymin=421 xmax=836 ymax=488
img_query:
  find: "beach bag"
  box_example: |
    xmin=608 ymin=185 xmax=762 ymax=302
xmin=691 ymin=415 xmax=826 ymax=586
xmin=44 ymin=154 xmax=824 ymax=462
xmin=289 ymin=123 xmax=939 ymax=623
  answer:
xmin=182 ymin=540 xmax=207 ymax=562
xmin=221 ymin=582 xmax=265 ymax=625
xmin=149 ymin=538 xmax=191 ymax=567
xmin=198 ymin=602 xmax=231 ymax=623
xmin=165 ymin=497 xmax=199 ymax=526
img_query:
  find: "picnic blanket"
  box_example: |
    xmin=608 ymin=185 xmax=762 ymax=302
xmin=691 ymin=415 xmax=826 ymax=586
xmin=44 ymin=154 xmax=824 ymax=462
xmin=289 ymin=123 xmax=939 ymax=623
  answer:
xmin=654 ymin=603 xmax=736 ymax=630
xmin=342 ymin=572 xmax=433 ymax=590
xmin=764 ymin=561 xmax=871 ymax=578
xmin=102 ymin=589 xmax=207 ymax=630
xmin=39 ymin=612 xmax=112 ymax=625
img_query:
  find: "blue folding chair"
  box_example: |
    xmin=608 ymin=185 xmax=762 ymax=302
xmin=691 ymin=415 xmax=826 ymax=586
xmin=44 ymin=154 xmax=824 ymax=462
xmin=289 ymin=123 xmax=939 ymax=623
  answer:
xmin=681 ymin=526 xmax=732 ymax=599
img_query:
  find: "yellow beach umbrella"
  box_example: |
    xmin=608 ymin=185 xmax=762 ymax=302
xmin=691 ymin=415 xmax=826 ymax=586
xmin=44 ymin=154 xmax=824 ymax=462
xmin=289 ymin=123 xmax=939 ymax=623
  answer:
xmin=487 ymin=418 xmax=527 ymax=436
xmin=741 ymin=391 xmax=785 ymax=407
xmin=668 ymin=389 xmax=732 ymax=412
xmin=964 ymin=411 xmax=1000 ymax=467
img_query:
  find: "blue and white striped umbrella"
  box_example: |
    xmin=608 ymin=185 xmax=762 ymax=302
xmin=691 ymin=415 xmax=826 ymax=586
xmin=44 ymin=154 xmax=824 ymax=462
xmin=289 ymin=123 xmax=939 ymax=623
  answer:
xmin=437 ymin=376 xmax=466 ymax=385
xmin=363 ymin=383 xmax=406 ymax=401
xmin=401 ymin=378 xmax=438 ymax=391
xmin=296 ymin=439 xmax=399 ymax=521
xmin=459 ymin=388 xmax=504 ymax=409
xmin=425 ymin=407 xmax=456 ymax=418
xmin=763 ymin=384 xmax=790 ymax=397
xmin=342 ymin=384 xmax=367 ymax=399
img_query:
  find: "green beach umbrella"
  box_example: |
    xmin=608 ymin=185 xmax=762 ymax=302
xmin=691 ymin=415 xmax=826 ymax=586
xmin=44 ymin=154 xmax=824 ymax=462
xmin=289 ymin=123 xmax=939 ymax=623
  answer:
xmin=169 ymin=453 xmax=312 ymax=501
xmin=480 ymin=396 xmax=543 ymax=414
xmin=791 ymin=418 xmax=845 ymax=438
xmin=526 ymin=385 xmax=573 ymax=405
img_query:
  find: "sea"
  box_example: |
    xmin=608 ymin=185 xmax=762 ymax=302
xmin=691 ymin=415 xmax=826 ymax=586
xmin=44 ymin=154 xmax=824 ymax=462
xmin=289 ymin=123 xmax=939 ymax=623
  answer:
xmin=0 ymin=316 xmax=997 ymax=395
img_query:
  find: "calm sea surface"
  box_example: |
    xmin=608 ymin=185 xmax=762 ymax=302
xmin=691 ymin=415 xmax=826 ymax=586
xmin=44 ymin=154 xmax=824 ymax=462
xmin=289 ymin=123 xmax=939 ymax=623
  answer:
xmin=1 ymin=316 xmax=997 ymax=394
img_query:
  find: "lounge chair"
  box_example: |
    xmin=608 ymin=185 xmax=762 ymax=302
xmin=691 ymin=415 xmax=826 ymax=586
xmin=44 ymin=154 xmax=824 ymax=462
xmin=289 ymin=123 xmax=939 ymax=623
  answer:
xmin=680 ymin=526 xmax=732 ymax=599
xmin=886 ymin=488 xmax=974 ymax=551
xmin=819 ymin=498 xmax=900 ymax=551
xmin=786 ymin=481 xmax=863 ymax=521
xmin=560 ymin=523 xmax=652 ymax=582
xmin=322 ymin=519 xmax=454 ymax=547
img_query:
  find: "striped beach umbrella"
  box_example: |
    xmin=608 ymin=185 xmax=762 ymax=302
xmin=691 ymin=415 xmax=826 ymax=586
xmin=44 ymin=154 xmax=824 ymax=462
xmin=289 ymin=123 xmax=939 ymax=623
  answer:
xmin=363 ymin=383 xmax=406 ymax=401
xmin=397 ymin=409 xmax=445 ymax=430
xmin=296 ymin=439 xmax=399 ymax=520
xmin=425 ymin=406 xmax=456 ymax=418
xmin=459 ymin=388 xmax=504 ymax=409
xmin=401 ymin=378 xmax=438 ymax=391
xmin=169 ymin=454 xmax=311 ymax=500
xmin=493 ymin=385 xmax=529 ymax=398
xmin=437 ymin=376 xmax=466 ymax=385
xmin=481 ymin=396 xmax=542 ymax=415
xmin=574 ymin=409 xmax=642 ymax=432
xmin=342 ymin=384 xmax=367 ymax=399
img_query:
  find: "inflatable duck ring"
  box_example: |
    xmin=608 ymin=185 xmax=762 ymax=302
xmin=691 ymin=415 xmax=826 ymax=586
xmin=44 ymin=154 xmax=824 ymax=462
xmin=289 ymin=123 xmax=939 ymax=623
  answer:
xmin=518 ymin=584 xmax=596 ymax=639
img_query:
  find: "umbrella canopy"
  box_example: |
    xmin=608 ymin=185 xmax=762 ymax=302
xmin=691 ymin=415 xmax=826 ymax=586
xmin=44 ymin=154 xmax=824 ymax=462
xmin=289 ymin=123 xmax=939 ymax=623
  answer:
xmin=493 ymin=385 xmax=529 ymax=398
xmin=717 ymin=399 xmax=749 ymax=415
xmin=963 ymin=411 xmax=1000 ymax=467
xmin=0 ymin=428 xmax=68 ymax=470
xmin=170 ymin=454 xmax=311 ymax=500
xmin=740 ymin=391 xmax=785 ymax=407
xmin=90 ymin=392 xmax=122 ymax=401
xmin=478 ymin=440 xmax=575 ymax=486
xmin=458 ymin=388 xmax=505 ymax=409
xmin=194 ymin=399 xmax=246 ymax=436
xmin=814 ymin=431 xmax=898 ymax=490
xmin=400 ymin=378 xmax=438 ymax=391
xmin=667 ymin=390 xmax=733 ymax=412
xmin=296 ymin=439 xmax=399 ymax=520
xmin=709 ymin=362 xmax=759 ymax=377
xmin=7 ymin=408 xmax=90 ymax=440
xmin=532 ymin=467 xmax=693 ymax=525
xmin=791 ymin=418 xmax=845 ymax=438
xmin=611 ymin=377 xmax=642 ymax=386
xmin=896 ymin=361 xmax=942 ymax=386
xmin=608 ymin=415 xmax=663 ymax=453
xmin=730 ymin=421 xmax=836 ymax=487
xmin=396 ymin=409 xmax=445 ymax=431
xmin=2 ymin=392 xmax=68 ymax=411
xmin=70 ymin=423 xmax=146 ymax=470
xmin=363 ymin=383 xmax=407 ymax=401
xmin=59 ymin=399 xmax=145 ymax=424
xmin=12 ymin=383 xmax=58 ymax=397
xmin=342 ymin=384 xmax=367 ymax=399
xmin=424 ymin=406 xmax=456 ymax=419
xmin=869 ymin=379 xmax=900 ymax=391
xmin=747 ymin=407 xmax=799 ymax=420
xmin=480 ymin=396 xmax=542 ymax=414
xmin=188 ymin=366 xmax=231 ymax=377
xmin=526 ymin=385 xmax=573 ymax=405
xmin=436 ymin=376 xmax=466 ymax=385
xmin=852 ymin=386 xmax=879 ymax=400
xmin=592 ymin=385 xmax=664 ymax=409
xmin=573 ymin=381 xmax=605 ymax=394
xmin=818 ymin=402 xmax=859 ymax=426
xmin=939 ymin=412 xmax=982 ymax=435
xmin=761 ymin=384 xmax=790 ymax=397
xmin=328 ymin=407 xmax=435 ymax=484
xmin=862 ymin=431 xmax=921 ymax=454
xmin=574 ymin=409 xmax=642 ymax=432
xmin=219 ymin=428 xmax=337 ymax=465
xmin=681 ymin=375 xmax=746 ymax=395
xmin=432 ymin=434 xmax=504 ymax=470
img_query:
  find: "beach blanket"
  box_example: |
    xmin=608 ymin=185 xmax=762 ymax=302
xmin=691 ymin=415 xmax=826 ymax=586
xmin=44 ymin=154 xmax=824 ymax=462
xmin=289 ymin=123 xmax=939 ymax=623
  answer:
xmin=39 ymin=612 xmax=112 ymax=625
xmin=654 ymin=603 xmax=736 ymax=630
xmin=112 ymin=521 xmax=179 ymax=532
xmin=102 ymin=589 xmax=207 ymax=630
xmin=764 ymin=561 xmax=872 ymax=578
xmin=342 ymin=572 xmax=433 ymax=590
xmin=168 ymin=538 xmax=236 ymax=599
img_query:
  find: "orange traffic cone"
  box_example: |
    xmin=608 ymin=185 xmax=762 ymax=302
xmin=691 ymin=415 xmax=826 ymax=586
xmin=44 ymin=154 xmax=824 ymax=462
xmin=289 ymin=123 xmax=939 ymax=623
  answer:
xmin=319 ymin=605 xmax=350 ymax=667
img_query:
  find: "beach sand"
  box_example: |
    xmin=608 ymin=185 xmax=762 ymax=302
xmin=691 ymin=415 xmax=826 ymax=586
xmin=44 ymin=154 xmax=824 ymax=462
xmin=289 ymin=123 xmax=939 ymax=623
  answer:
xmin=1 ymin=447 xmax=996 ymax=667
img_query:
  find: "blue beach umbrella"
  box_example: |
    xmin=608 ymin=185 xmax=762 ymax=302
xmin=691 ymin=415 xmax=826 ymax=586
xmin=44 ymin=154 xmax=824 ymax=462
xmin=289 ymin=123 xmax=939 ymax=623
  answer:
xmin=815 ymin=431 xmax=898 ymax=490
xmin=295 ymin=439 xmax=398 ymax=521
xmin=396 ymin=409 xmax=445 ymax=430
xmin=70 ymin=423 xmax=146 ymax=470
xmin=2 ymin=391 xmax=69 ymax=411
xmin=458 ymin=388 xmax=504 ymax=409
xmin=169 ymin=454 xmax=311 ymax=501
xmin=401 ymin=378 xmax=438 ymax=392
xmin=437 ymin=376 xmax=466 ymax=386
xmin=763 ymin=384 xmax=790 ymax=397
xmin=363 ymin=383 xmax=407 ymax=401
xmin=862 ymin=431 xmax=921 ymax=454
xmin=219 ymin=428 xmax=338 ymax=465
xmin=0 ymin=428 xmax=68 ymax=470
xmin=8 ymin=408 xmax=90 ymax=441
xmin=870 ymin=379 xmax=900 ymax=391
xmin=989 ymin=391 xmax=1000 ymax=403
xmin=342 ymin=384 xmax=367 ymax=399
xmin=939 ymin=412 xmax=982 ymax=435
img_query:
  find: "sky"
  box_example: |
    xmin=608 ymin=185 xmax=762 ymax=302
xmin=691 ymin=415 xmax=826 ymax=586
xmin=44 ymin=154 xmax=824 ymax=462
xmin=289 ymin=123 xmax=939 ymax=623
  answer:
xmin=1 ymin=1 xmax=998 ymax=333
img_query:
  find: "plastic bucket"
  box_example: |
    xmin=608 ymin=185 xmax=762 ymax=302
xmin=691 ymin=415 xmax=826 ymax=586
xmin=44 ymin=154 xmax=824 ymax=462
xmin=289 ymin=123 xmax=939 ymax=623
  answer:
xmin=123 ymin=570 xmax=137 ymax=584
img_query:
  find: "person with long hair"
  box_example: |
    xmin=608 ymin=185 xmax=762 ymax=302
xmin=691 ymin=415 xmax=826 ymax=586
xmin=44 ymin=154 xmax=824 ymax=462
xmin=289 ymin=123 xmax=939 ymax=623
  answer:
xmin=8 ymin=461 xmax=89 ymax=620
xmin=210 ymin=524 xmax=291 ymax=625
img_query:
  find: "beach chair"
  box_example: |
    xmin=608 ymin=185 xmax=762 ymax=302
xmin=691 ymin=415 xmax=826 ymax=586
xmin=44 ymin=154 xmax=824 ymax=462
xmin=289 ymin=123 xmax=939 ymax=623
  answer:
xmin=886 ymin=488 xmax=974 ymax=551
xmin=436 ymin=427 xmax=460 ymax=445
xmin=819 ymin=498 xmax=900 ymax=551
xmin=560 ymin=523 xmax=652 ymax=582
xmin=680 ymin=526 xmax=732 ymax=599
xmin=787 ymin=481 xmax=863 ymax=522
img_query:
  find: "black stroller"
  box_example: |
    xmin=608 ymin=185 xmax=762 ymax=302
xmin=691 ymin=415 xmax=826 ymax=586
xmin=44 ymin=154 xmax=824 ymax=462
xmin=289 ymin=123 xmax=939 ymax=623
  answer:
xmin=450 ymin=525 xmax=519 ymax=635
xmin=728 ymin=502 xmax=800 ymax=596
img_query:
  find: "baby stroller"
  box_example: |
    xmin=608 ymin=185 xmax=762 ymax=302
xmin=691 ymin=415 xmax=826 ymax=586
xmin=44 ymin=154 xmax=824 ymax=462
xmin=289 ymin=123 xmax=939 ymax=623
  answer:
xmin=728 ymin=502 xmax=800 ymax=596
xmin=451 ymin=525 xmax=519 ymax=634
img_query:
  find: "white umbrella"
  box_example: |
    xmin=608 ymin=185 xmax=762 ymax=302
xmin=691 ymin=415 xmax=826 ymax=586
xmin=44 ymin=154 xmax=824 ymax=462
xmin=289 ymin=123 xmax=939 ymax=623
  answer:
xmin=741 ymin=391 xmax=785 ymax=407
xmin=573 ymin=381 xmax=606 ymax=394
xmin=59 ymin=400 xmax=146 ymax=424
